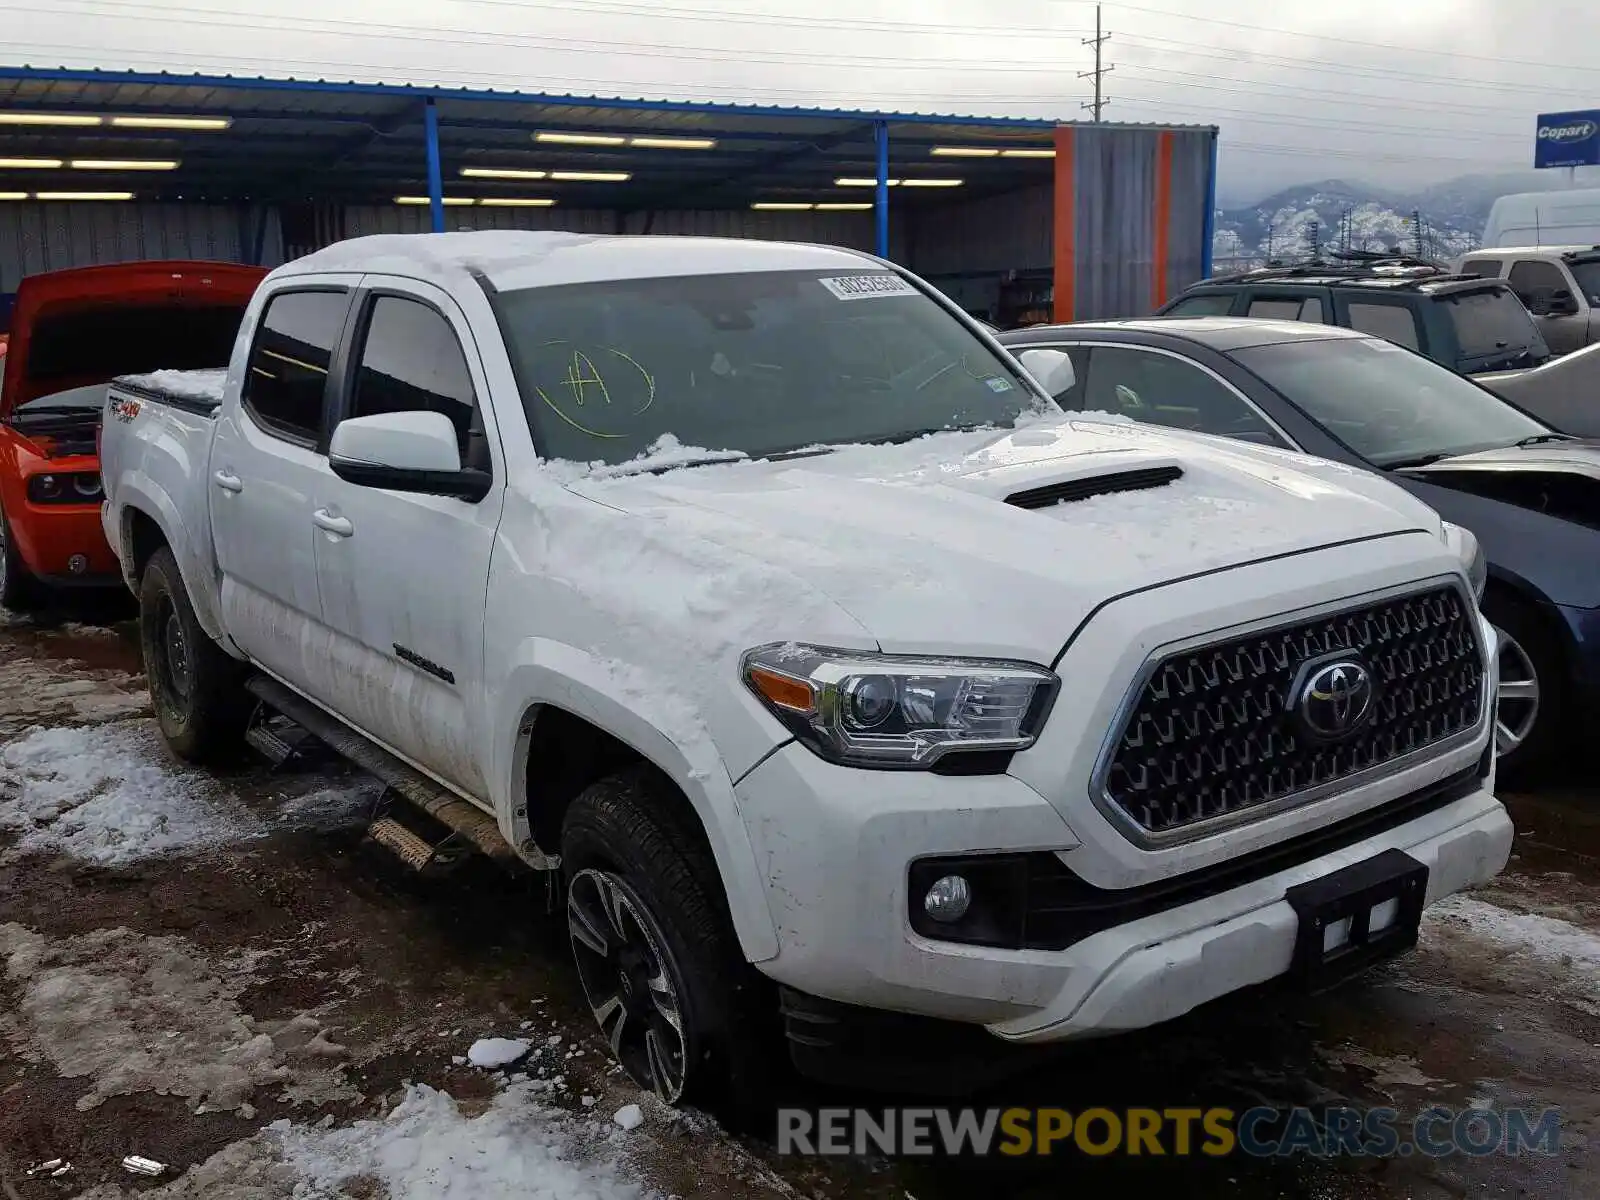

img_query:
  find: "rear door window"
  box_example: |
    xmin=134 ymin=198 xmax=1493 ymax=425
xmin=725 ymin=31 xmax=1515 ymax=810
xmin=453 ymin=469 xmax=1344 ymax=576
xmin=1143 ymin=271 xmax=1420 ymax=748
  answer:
xmin=242 ymin=290 xmax=350 ymax=444
xmin=1458 ymin=259 xmax=1503 ymax=279
xmin=1161 ymin=293 xmax=1236 ymax=317
xmin=1246 ymin=295 xmax=1323 ymax=321
xmin=1345 ymin=301 xmax=1422 ymax=350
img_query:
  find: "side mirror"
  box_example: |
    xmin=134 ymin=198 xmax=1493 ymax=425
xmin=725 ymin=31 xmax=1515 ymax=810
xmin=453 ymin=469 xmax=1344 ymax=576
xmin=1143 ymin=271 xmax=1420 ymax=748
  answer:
xmin=1548 ymin=288 xmax=1580 ymax=316
xmin=328 ymin=411 xmax=491 ymax=502
xmin=1016 ymin=347 xmax=1076 ymax=397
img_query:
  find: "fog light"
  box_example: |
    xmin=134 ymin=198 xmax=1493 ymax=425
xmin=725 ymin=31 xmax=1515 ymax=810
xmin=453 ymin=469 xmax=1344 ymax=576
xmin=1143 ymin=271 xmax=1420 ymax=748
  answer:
xmin=923 ymin=874 xmax=972 ymax=923
xmin=67 ymin=554 xmax=88 ymax=575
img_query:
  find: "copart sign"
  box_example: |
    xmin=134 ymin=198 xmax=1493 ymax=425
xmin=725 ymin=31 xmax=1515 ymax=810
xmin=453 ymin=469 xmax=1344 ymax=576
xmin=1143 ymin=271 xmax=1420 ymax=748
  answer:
xmin=1535 ymin=109 xmax=1600 ymax=169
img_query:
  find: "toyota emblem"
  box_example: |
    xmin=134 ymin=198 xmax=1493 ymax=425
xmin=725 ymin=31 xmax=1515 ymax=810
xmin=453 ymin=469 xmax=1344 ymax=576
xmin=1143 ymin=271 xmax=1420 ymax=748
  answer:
xmin=1296 ymin=659 xmax=1375 ymax=740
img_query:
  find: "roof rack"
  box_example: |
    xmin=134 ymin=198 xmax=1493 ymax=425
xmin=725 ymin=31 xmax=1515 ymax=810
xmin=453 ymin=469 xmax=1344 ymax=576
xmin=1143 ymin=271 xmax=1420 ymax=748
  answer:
xmin=1202 ymin=253 xmax=1484 ymax=290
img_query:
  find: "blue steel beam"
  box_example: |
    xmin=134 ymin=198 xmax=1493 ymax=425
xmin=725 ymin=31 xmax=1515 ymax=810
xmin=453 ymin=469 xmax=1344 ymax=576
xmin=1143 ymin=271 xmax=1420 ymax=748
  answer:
xmin=874 ymin=120 xmax=889 ymax=259
xmin=424 ymin=97 xmax=444 ymax=232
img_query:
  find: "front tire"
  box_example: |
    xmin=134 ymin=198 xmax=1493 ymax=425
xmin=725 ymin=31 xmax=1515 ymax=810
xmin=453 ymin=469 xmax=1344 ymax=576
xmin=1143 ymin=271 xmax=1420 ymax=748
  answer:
xmin=138 ymin=546 xmax=251 ymax=763
xmin=561 ymin=767 xmax=780 ymax=1116
xmin=0 ymin=507 xmax=46 ymax=614
xmin=1482 ymin=590 xmax=1568 ymax=786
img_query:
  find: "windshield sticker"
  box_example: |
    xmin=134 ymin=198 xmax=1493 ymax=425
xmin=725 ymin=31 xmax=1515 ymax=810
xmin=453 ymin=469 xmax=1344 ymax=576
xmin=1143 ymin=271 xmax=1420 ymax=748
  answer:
xmin=985 ymin=376 xmax=1013 ymax=393
xmin=818 ymin=274 xmax=917 ymax=301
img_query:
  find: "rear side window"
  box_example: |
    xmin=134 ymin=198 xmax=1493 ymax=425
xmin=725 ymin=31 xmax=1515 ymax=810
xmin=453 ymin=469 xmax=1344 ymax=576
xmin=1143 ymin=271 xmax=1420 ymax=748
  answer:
xmin=1458 ymin=259 xmax=1502 ymax=279
xmin=1346 ymin=302 xmax=1421 ymax=350
xmin=243 ymin=290 xmax=349 ymax=443
xmin=1507 ymin=259 xmax=1569 ymax=303
xmin=1246 ymin=296 xmax=1322 ymax=321
xmin=349 ymin=295 xmax=481 ymax=466
xmin=1444 ymin=288 xmax=1543 ymax=358
xmin=1162 ymin=293 xmax=1234 ymax=316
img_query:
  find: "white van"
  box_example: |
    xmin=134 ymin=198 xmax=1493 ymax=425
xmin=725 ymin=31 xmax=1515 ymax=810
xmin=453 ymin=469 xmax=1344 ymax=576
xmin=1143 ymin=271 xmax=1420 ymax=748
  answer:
xmin=1482 ymin=188 xmax=1600 ymax=249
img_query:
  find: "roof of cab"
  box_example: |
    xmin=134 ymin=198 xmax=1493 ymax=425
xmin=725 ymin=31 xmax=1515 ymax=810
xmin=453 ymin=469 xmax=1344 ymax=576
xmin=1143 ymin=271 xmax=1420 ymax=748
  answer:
xmin=1013 ymin=316 xmax=1373 ymax=352
xmin=279 ymin=231 xmax=882 ymax=293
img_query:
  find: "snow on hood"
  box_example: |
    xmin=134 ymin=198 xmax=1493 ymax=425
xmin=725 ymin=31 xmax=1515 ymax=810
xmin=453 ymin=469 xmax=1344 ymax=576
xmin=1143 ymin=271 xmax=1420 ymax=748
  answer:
xmin=558 ymin=415 xmax=1443 ymax=663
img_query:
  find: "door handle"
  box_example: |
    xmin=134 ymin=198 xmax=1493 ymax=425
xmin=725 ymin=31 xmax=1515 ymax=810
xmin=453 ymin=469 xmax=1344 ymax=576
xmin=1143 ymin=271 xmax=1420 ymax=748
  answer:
xmin=213 ymin=470 xmax=243 ymax=493
xmin=312 ymin=509 xmax=354 ymax=538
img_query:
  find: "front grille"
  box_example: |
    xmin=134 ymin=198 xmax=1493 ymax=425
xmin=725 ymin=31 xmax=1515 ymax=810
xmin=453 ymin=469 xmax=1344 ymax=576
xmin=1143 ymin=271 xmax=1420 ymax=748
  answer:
xmin=1102 ymin=585 xmax=1485 ymax=840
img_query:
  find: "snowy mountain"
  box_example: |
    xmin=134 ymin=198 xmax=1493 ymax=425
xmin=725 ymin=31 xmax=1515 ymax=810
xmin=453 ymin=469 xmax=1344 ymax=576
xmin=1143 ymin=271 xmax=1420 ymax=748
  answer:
xmin=1212 ymin=179 xmax=1477 ymax=271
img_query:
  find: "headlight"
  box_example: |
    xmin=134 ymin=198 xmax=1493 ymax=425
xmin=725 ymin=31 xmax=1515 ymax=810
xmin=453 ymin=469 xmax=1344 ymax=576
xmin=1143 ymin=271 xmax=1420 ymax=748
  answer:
xmin=27 ymin=471 xmax=103 ymax=505
xmin=1440 ymin=521 xmax=1487 ymax=601
xmin=741 ymin=643 xmax=1059 ymax=769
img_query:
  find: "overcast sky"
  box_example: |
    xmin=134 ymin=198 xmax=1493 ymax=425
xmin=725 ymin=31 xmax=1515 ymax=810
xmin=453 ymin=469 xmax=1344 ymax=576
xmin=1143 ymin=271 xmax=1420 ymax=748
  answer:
xmin=9 ymin=0 xmax=1600 ymax=200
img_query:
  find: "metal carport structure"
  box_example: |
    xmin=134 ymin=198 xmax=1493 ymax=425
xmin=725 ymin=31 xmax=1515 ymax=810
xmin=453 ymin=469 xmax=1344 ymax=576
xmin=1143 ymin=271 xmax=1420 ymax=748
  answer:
xmin=0 ymin=67 xmax=1218 ymax=323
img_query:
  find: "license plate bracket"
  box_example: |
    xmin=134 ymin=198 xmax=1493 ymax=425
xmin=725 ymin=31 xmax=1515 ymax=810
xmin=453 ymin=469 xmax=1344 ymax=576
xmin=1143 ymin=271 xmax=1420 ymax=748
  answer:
xmin=1284 ymin=848 xmax=1429 ymax=993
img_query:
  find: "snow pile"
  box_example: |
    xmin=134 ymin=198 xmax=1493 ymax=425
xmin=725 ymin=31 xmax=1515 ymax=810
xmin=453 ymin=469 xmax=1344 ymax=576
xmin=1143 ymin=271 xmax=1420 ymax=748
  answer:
xmin=117 ymin=368 xmax=229 ymax=406
xmin=77 ymin=1081 xmax=663 ymax=1200
xmin=467 ymin=1036 xmax=531 ymax=1068
xmin=542 ymin=433 xmax=748 ymax=484
xmin=0 ymin=923 xmax=355 ymax=1113
xmin=1425 ymin=895 xmax=1600 ymax=981
xmin=0 ymin=720 xmax=259 ymax=865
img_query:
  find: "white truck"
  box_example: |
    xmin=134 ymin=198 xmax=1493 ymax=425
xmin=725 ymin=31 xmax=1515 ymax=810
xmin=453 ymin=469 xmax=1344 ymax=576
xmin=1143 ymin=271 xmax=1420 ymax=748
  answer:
xmin=99 ymin=231 xmax=1512 ymax=1109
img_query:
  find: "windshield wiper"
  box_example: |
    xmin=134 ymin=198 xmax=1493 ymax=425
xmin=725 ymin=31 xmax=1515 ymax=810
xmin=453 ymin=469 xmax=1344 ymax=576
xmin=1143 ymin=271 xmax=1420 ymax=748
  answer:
xmin=1511 ymin=433 xmax=1576 ymax=448
xmin=603 ymin=445 xmax=835 ymax=479
xmin=1387 ymin=452 xmax=1453 ymax=470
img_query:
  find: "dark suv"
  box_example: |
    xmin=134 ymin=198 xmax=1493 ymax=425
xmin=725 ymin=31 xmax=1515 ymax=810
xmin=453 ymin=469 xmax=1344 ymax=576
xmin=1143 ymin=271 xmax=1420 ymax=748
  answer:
xmin=1155 ymin=255 xmax=1550 ymax=375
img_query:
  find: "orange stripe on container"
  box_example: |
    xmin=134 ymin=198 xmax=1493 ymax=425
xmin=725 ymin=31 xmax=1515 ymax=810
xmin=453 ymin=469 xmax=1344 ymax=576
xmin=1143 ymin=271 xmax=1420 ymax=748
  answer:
xmin=1152 ymin=130 xmax=1174 ymax=310
xmin=1053 ymin=126 xmax=1075 ymax=325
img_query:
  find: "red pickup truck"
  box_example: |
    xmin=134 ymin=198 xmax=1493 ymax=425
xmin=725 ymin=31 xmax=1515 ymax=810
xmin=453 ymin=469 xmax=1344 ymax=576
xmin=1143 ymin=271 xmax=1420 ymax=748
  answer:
xmin=0 ymin=260 xmax=265 ymax=611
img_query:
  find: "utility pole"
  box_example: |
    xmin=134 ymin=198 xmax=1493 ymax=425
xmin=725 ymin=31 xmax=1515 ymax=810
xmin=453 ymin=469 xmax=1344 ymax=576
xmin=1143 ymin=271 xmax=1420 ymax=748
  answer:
xmin=1079 ymin=4 xmax=1113 ymax=122
xmin=1410 ymin=209 xmax=1424 ymax=259
xmin=1307 ymin=219 xmax=1320 ymax=261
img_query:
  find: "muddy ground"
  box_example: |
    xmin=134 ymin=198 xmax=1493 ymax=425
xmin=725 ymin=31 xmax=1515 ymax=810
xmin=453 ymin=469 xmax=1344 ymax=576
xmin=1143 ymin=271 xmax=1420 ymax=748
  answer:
xmin=1 ymin=599 xmax=1596 ymax=1199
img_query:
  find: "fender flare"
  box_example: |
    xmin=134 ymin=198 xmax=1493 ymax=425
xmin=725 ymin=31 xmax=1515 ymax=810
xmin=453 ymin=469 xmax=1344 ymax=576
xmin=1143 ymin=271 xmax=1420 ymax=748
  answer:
xmin=114 ymin=483 xmax=234 ymax=653
xmin=492 ymin=638 xmax=780 ymax=964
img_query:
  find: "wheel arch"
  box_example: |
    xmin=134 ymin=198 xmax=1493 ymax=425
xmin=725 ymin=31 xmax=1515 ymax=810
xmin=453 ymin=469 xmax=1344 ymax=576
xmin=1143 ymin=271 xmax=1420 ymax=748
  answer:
xmin=492 ymin=640 xmax=780 ymax=965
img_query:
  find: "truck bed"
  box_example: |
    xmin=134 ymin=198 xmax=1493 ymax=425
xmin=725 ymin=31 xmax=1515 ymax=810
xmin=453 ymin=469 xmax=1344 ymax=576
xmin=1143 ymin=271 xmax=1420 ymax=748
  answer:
xmin=110 ymin=368 xmax=229 ymax=417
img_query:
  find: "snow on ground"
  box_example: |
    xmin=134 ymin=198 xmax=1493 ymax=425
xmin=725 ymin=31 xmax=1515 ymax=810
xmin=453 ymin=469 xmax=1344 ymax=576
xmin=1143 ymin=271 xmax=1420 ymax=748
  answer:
xmin=468 ymin=1036 xmax=532 ymax=1068
xmin=0 ymin=720 xmax=258 ymax=865
xmin=0 ymin=922 xmax=356 ymax=1113
xmin=1424 ymin=894 xmax=1600 ymax=983
xmin=75 ymin=1080 xmax=663 ymax=1200
xmin=0 ymin=655 xmax=149 ymax=736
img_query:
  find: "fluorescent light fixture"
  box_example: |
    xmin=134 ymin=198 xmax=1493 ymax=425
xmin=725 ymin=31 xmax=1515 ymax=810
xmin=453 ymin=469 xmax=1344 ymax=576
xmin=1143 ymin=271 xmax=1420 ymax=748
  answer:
xmin=0 ymin=113 xmax=101 ymax=126
xmin=931 ymin=146 xmax=1000 ymax=158
xmin=550 ymin=170 xmax=631 ymax=182
xmin=899 ymin=178 xmax=964 ymax=188
xmin=0 ymin=157 xmax=63 ymax=169
xmin=478 ymin=197 xmax=557 ymax=207
xmin=837 ymin=176 xmax=962 ymax=188
xmin=35 ymin=191 xmax=135 ymax=201
xmin=110 ymin=115 xmax=233 ymax=130
xmin=0 ymin=192 xmax=28 ymax=200
xmin=629 ymin=135 xmax=716 ymax=150
xmin=1002 ymin=148 xmax=1055 ymax=158
xmin=815 ymin=202 xmax=874 ymax=211
xmin=394 ymin=195 xmax=475 ymax=206
xmin=836 ymin=177 xmax=898 ymax=187
xmin=536 ymin=131 xmax=625 ymax=146
xmin=461 ymin=167 xmax=549 ymax=180
xmin=751 ymin=202 xmax=814 ymax=211
xmin=69 ymin=159 xmax=179 ymax=171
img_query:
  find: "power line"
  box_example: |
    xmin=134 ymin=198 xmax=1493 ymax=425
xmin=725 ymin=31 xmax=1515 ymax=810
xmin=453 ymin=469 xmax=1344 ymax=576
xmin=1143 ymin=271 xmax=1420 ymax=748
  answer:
xmin=1078 ymin=3 xmax=1112 ymax=122
xmin=1110 ymin=96 xmax=1526 ymax=145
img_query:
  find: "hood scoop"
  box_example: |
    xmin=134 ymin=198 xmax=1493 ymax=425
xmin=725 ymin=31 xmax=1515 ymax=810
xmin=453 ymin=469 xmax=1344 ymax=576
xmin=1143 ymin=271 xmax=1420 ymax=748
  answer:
xmin=1004 ymin=465 xmax=1183 ymax=510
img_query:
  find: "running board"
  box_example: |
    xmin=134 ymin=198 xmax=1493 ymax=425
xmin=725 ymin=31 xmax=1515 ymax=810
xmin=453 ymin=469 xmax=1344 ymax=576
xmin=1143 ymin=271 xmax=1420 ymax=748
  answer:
xmin=244 ymin=675 xmax=521 ymax=868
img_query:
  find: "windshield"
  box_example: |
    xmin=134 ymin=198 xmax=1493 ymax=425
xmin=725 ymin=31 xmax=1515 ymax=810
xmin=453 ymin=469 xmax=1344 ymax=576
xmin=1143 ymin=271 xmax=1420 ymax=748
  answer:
xmin=1441 ymin=287 xmax=1544 ymax=359
xmin=491 ymin=269 xmax=1047 ymax=467
xmin=1570 ymin=260 xmax=1600 ymax=306
xmin=1231 ymin=336 xmax=1551 ymax=467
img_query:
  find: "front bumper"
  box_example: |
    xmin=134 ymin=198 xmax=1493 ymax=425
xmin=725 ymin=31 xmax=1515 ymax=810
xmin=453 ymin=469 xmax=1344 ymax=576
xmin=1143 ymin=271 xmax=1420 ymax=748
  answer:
xmin=8 ymin=501 xmax=121 ymax=582
xmin=737 ymin=740 xmax=1508 ymax=1039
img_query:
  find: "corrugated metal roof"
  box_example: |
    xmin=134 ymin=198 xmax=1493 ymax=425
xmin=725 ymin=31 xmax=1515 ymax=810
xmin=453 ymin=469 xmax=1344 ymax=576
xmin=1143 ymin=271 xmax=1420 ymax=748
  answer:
xmin=0 ymin=66 xmax=1216 ymax=209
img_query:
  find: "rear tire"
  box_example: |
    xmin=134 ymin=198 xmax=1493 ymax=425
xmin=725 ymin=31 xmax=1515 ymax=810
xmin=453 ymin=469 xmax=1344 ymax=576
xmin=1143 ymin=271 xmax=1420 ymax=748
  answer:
xmin=561 ymin=766 xmax=782 ymax=1122
xmin=0 ymin=507 xmax=46 ymax=614
xmin=139 ymin=546 xmax=251 ymax=763
xmin=1482 ymin=589 xmax=1568 ymax=786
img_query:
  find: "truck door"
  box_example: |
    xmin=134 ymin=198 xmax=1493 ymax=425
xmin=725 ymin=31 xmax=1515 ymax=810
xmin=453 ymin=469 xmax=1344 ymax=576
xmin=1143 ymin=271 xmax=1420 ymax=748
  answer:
xmin=210 ymin=282 xmax=356 ymax=682
xmin=310 ymin=280 xmax=506 ymax=798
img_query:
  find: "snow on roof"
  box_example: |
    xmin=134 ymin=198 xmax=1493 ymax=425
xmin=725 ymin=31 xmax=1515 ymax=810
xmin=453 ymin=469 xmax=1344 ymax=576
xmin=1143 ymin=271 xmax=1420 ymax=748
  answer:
xmin=284 ymin=231 xmax=879 ymax=292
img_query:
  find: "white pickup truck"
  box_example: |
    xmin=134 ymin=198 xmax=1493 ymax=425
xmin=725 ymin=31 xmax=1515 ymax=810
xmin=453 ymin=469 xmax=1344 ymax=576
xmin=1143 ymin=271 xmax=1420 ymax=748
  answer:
xmin=100 ymin=231 xmax=1512 ymax=1109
